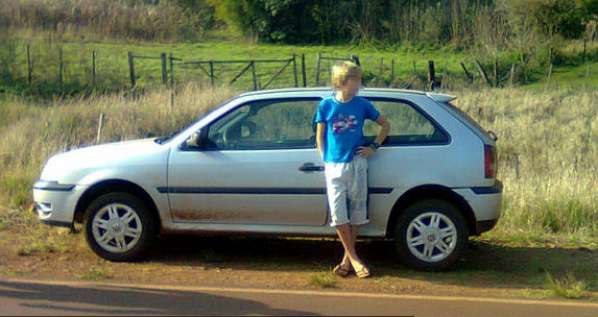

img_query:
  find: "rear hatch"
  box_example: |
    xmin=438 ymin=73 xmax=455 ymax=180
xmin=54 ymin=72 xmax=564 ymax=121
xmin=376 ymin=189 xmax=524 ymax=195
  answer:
xmin=427 ymin=93 xmax=498 ymax=179
xmin=426 ymin=92 xmax=497 ymax=145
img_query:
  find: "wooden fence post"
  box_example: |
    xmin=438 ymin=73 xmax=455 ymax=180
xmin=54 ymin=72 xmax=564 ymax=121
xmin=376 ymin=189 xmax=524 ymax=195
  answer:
xmin=58 ymin=47 xmax=63 ymax=85
xmin=379 ymin=57 xmax=384 ymax=86
xmin=351 ymin=54 xmax=360 ymax=66
xmin=92 ymin=50 xmax=96 ymax=85
xmin=460 ymin=62 xmax=473 ymax=83
xmin=427 ymin=60 xmax=436 ymax=91
xmin=546 ymin=63 xmax=553 ymax=88
xmin=292 ymin=54 xmax=298 ymax=87
xmin=169 ymin=53 xmax=174 ymax=87
xmin=96 ymin=112 xmax=104 ymax=144
xmin=169 ymin=52 xmax=174 ymax=108
xmin=493 ymin=58 xmax=499 ymax=87
xmin=390 ymin=59 xmax=395 ymax=85
xmin=209 ymin=61 xmax=214 ymax=87
xmin=315 ymin=52 xmax=321 ymax=85
xmin=583 ymin=39 xmax=587 ymax=63
xmin=251 ymin=61 xmax=257 ymax=90
xmin=127 ymin=52 xmax=136 ymax=88
xmin=474 ymin=59 xmax=492 ymax=87
xmin=160 ymin=52 xmax=167 ymax=85
xmin=509 ymin=64 xmax=516 ymax=87
xmin=301 ymin=53 xmax=307 ymax=87
xmin=26 ymin=44 xmax=32 ymax=85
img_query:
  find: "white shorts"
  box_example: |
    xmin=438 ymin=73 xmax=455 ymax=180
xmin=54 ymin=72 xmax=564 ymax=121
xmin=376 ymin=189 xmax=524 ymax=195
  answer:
xmin=324 ymin=155 xmax=370 ymax=227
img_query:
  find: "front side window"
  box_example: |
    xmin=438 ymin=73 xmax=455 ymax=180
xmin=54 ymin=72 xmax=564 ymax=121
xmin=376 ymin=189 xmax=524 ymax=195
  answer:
xmin=363 ymin=98 xmax=449 ymax=145
xmin=205 ymin=98 xmax=320 ymax=150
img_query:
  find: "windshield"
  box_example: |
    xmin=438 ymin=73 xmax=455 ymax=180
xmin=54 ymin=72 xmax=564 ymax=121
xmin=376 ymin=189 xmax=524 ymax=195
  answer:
xmin=153 ymin=95 xmax=240 ymax=145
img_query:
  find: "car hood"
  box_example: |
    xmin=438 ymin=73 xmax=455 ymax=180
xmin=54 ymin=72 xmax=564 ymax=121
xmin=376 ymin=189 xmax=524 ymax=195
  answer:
xmin=40 ymin=138 xmax=166 ymax=182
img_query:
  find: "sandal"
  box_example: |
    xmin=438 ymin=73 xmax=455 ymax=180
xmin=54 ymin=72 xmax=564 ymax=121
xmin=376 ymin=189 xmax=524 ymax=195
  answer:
xmin=333 ymin=263 xmax=352 ymax=277
xmin=354 ymin=266 xmax=371 ymax=279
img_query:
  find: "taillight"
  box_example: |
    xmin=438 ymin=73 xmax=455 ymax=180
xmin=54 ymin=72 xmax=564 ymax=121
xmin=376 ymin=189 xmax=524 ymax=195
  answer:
xmin=484 ymin=144 xmax=497 ymax=178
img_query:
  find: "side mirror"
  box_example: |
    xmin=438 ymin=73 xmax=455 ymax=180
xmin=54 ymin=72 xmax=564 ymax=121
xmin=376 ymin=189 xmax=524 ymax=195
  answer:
xmin=184 ymin=130 xmax=203 ymax=149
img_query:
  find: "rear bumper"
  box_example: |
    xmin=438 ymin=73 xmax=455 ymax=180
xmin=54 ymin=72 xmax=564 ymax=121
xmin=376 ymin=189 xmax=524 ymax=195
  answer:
xmin=475 ymin=219 xmax=499 ymax=235
xmin=452 ymin=180 xmax=503 ymax=234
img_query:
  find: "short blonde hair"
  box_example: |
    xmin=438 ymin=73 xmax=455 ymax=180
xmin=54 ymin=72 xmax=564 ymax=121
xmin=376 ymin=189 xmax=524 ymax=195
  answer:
xmin=331 ymin=61 xmax=362 ymax=89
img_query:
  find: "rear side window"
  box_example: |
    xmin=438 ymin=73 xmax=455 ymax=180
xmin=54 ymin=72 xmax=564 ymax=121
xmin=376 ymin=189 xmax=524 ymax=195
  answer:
xmin=442 ymin=101 xmax=493 ymax=140
xmin=363 ymin=98 xmax=449 ymax=145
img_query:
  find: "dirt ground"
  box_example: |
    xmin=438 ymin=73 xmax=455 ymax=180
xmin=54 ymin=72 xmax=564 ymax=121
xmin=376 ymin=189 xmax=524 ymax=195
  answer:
xmin=1 ymin=206 xmax=597 ymax=302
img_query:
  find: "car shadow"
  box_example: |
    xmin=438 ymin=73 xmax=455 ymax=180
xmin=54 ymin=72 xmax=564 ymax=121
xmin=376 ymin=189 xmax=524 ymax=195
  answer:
xmin=0 ymin=278 xmax=316 ymax=315
xmin=145 ymin=234 xmax=598 ymax=292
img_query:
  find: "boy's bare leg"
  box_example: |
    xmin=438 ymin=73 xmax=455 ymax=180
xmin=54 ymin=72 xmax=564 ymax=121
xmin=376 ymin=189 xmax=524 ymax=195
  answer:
xmin=336 ymin=224 xmax=365 ymax=271
xmin=340 ymin=225 xmax=359 ymax=269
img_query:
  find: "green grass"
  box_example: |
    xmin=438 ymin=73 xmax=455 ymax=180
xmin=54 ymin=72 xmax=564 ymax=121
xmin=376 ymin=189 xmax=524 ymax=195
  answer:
xmin=0 ymin=217 xmax=7 ymax=231
xmin=4 ymin=34 xmax=595 ymax=97
xmin=0 ymin=174 xmax=35 ymax=208
xmin=309 ymin=269 xmax=337 ymax=288
xmin=525 ymin=62 xmax=598 ymax=91
xmin=0 ymin=37 xmax=469 ymax=92
xmin=16 ymin=241 xmax=59 ymax=256
xmin=544 ymin=271 xmax=588 ymax=299
xmin=78 ymin=267 xmax=113 ymax=281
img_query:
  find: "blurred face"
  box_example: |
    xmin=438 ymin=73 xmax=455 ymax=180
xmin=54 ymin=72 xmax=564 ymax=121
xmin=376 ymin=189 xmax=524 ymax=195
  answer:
xmin=340 ymin=77 xmax=361 ymax=97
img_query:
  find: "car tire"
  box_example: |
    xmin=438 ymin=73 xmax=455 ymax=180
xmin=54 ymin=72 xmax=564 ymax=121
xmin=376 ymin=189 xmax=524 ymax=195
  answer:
xmin=393 ymin=199 xmax=468 ymax=271
xmin=84 ymin=192 xmax=157 ymax=262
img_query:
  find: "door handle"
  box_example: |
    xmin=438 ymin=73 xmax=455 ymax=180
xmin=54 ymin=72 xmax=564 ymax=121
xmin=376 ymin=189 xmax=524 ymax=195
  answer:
xmin=299 ymin=162 xmax=324 ymax=172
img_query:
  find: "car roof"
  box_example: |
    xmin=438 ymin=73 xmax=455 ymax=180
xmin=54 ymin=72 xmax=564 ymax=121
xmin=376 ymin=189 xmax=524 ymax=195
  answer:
xmin=238 ymin=87 xmax=456 ymax=103
xmin=239 ymin=86 xmax=427 ymax=97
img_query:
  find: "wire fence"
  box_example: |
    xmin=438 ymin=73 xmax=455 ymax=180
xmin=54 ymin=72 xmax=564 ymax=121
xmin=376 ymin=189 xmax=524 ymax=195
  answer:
xmin=2 ymin=42 xmax=578 ymax=96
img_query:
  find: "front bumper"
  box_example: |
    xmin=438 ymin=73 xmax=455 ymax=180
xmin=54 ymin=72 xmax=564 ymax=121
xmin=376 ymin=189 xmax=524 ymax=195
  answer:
xmin=32 ymin=180 xmax=88 ymax=228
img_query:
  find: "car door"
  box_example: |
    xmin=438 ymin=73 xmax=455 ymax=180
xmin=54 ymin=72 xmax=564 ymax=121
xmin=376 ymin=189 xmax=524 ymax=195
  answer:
xmin=362 ymin=97 xmax=452 ymax=192
xmin=165 ymin=97 xmax=329 ymax=226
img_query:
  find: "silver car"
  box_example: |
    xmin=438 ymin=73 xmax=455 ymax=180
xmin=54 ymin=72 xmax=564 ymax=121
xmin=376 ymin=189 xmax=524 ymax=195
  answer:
xmin=33 ymin=87 xmax=502 ymax=270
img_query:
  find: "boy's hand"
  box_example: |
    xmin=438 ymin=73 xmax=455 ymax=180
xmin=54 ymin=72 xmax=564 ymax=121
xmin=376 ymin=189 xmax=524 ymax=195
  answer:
xmin=355 ymin=146 xmax=375 ymax=158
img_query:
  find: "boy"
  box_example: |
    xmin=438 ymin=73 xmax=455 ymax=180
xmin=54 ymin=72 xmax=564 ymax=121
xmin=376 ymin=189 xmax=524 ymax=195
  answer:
xmin=315 ymin=61 xmax=390 ymax=278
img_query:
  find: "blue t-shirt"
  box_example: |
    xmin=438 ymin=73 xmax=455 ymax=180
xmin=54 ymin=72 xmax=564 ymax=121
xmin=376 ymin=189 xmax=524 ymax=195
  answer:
xmin=314 ymin=94 xmax=380 ymax=162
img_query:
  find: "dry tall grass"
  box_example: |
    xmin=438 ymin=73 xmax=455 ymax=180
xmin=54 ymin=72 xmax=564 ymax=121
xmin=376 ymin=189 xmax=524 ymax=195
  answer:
xmin=452 ymin=88 xmax=597 ymax=244
xmin=0 ymin=85 xmax=596 ymax=244
xmin=0 ymin=0 xmax=212 ymax=41
xmin=0 ymin=83 xmax=236 ymax=206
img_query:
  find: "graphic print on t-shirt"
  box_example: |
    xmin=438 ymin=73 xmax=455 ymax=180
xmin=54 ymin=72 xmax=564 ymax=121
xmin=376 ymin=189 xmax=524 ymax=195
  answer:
xmin=332 ymin=113 xmax=359 ymax=134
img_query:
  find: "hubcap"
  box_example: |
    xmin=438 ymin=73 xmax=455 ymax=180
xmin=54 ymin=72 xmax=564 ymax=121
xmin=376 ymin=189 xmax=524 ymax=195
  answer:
xmin=406 ymin=211 xmax=457 ymax=263
xmin=92 ymin=203 xmax=142 ymax=253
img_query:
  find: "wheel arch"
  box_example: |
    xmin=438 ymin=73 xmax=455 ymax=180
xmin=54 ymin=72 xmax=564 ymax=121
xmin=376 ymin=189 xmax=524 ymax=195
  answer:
xmin=74 ymin=179 xmax=161 ymax=232
xmin=385 ymin=184 xmax=476 ymax=238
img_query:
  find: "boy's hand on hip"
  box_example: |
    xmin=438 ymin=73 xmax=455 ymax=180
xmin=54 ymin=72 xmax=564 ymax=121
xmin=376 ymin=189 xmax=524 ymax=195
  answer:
xmin=355 ymin=146 xmax=375 ymax=158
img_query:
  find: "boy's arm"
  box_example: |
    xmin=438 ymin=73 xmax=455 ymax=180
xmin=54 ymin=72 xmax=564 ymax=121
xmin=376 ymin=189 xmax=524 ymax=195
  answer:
xmin=373 ymin=115 xmax=390 ymax=145
xmin=316 ymin=122 xmax=326 ymax=159
xmin=356 ymin=115 xmax=390 ymax=158
xmin=363 ymin=99 xmax=389 ymax=146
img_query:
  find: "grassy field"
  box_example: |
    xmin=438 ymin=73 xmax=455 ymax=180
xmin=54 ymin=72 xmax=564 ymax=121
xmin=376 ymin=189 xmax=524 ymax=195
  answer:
xmin=452 ymin=87 xmax=597 ymax=246
xmin=0 ymin=81 xmax=596 ymax=299
xmin=0 ymin=83 xmax=596 ymax=245
xmin=1 ymin=33 xmax=597 ymax=96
